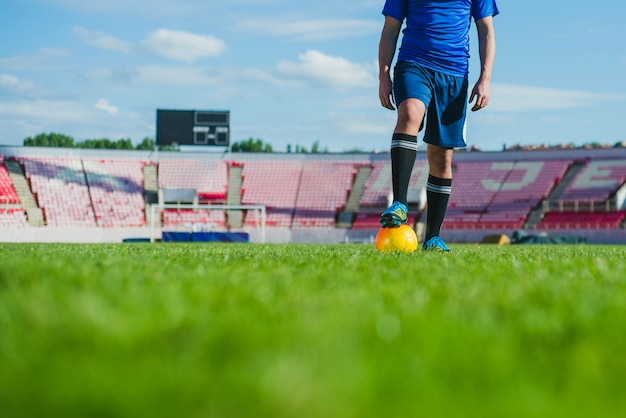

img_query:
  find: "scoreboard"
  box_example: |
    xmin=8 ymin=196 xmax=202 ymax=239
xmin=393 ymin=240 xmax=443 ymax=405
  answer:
xmin=156 ymin=109 xmax=230 ymax=147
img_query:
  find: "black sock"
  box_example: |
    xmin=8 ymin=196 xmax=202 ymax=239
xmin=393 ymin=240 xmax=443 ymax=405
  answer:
xmin=390 ymin=133 xmax=417 ymax=206
xmin=425 ymin=175 xmax=452 ymax=241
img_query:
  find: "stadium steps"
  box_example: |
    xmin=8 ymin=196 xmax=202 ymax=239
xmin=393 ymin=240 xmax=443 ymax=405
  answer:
xmin=337 ymin=165 xmax=373 ymax=228
xmin=527 ymin=160 xmax=591 ymax=228
xmin=524 ymin=203 xmax=545 ymax=229
xmin=4 ymin=160 xmax=45 ymax=226
xmin=143 ymin=163 xmax=160 ymax=227
xmin=524 ymin=161 xmax=585 ymax=229
xmin=525 ymin=160 xmax=588 ymax=229
xmin=226 ymin=164 xmax=244 ymax=228
xmin=548 ymin=160 xmax=587 ymax=201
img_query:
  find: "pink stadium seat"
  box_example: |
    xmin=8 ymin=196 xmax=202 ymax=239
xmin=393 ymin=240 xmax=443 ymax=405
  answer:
xmin=351 ymin=212 xmax=382 ymax=230
xmin=0 ymin=208 xmax=28 ymax=227
xmin=537 ymin=210 xmax=625 ymax=230
xmin=359 ymin=159 xmax=428 ymax=208
xmin=441 ymin=159 xmax=573 ymax=230
xmin=442 ymin=161 xmax=513 ymax=229
xmin=20 ymin=157 xmax=97 ymax=227
xmin=476 ymin=160 xmax=572 ymax=229
xmin=292 ymin=161 xmax=363 ymax=228
xmin=0 ymin=156 xmax=20 ymax=205
xmin=161 ymin=208 xmax=226 ymax=228
xmin=5 ymin=152 xmax=624 ymax=234
xmin=240 ymin=160 xmax=302 ymax=227
xmin=559 ymin=160 xmax=626 ymax=204
xmin=83 ymin=158 xmax=147 ymax=227
xmin=158 ymin=159 xmax=228 ymax=203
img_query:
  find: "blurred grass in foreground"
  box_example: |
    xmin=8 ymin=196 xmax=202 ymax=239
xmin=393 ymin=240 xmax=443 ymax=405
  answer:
xmin=1 ymin=243 xmax=626 ymax=418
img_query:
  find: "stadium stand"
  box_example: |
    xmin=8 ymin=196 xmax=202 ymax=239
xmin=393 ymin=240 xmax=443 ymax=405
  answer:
xmin=292 ymin=161 xmax=364 ymax=228
xmin=352 ymin=159 xmax=428 ymax=229
xmin=558 ymin=159 xmax=626 ymax=205
xmin=83 ymin=158 xmax=147 ymax=227
xmin=0 ymin=208 xmax=28 ymax=227
xmin=240 ymin=160 xmax=302 ymax=227
xmin=2 ymin=146 xmax=626 ymax=245
xmin=358 ymin=160 xmax=392 ymax=208
xmin=0 ymin=155 xmax=21 ymax=205
xmin=444 ymin=161 xmax=513 ymax=229
xmin=161 ymin=208 xmax=226 ymax=229
xmin=19 ymin=156 xmax=97 ymax=227
xmin=478 ymin=160 xmax=572 ymax=229
xmin=158 ymin=159 xmax=228 ymax=202
xmin=158 ymin=158 xmax=228 ymax=228
xmin=537 ymin=210 xmax=626 ymax=230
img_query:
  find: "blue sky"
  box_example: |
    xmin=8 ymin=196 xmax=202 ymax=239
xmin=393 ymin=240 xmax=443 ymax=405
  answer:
xmin=1 ymin=0 xmax=625 ymax=152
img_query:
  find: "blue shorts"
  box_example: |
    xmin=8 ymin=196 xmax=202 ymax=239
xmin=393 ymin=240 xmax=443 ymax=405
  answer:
xmin=393 ymin=60 xmax=469 ymax=149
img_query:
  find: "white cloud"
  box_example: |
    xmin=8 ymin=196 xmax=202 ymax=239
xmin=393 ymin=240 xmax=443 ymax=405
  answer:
xmin=142 ymin=29 xmax=226 ymax=63
xmin=95 ymin=98 xmax=119 ymax=115
xmin=238 ymin=18 xmax=380 ymax=41
xmin=0 ymin=74 xmax=35 ymax=92
xmin=83 ymin=64 xmax=289 ymax=89
xmin=73 ymin=27 xmax=226 ymax=63
xmin=0 ymin=74 xmax=54 ymax=100
xmin=489 ymin=83 xmax=626 ymax=112
xmin=74 ymin=27 xmax=133 ymax=54
xmin=277 ymin=50 xmax=376 ymax=91
xmin=0 ymin=99 xmax=91 ymax=121
xmin=0 ymin=49 xmax=69 ymax=70
xmin=0 ymin=97 xmax=151 ymax=144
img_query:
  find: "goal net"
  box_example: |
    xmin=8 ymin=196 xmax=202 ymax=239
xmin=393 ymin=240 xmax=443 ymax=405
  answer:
xmin=149 ymin=203 xmax=266 ymax=243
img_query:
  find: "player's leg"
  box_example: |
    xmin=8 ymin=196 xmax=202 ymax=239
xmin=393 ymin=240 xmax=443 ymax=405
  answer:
xmin=380 ymin=99 xmax=426 ymax=228
xmin=421 ymin=70 xmax=468 ymax=251
xmin=380 ymin=61 xmax=431 ymax=228
xmin=423 ymin=144 xmax=453 ymax=251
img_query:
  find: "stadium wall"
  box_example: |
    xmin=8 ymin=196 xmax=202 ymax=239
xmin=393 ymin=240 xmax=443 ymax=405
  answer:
xmin=2 ymin=225 xmax=626 ymax=245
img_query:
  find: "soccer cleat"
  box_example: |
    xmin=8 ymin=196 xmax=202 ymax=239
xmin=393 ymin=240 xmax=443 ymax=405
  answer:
xmin=380 ymin=201 xmax=408 ymax=228
xmin=422 ymin=236 xmax=450 ymax=252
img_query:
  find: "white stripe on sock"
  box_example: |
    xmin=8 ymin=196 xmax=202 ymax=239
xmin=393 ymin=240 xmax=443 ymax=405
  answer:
xmin=390 ymin=140 xmax=419 ymax=151
xmin=426 ymin=182 xmax=452 ymax=195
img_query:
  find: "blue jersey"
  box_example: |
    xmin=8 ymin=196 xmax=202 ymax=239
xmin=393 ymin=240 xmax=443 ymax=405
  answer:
xmin=382 ymin=0 xmax=499 ymax=77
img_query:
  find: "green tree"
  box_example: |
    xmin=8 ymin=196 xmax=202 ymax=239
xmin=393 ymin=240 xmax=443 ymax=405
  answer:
xmin=310 ymin=140 xmax=329 ymax=153
xmin=342 ymin=148 xmax=368 ymax=154
xmin=231 ymin=138 xmax=273 ymax=153
xmin=135 ymin=137 xmax=156 ymax=151
xmin=76 ymin=138 xmax=134 ymax=150
xmin=23 ymin=132 xmax=75 ymax=148
xmin=114 ymin=138 xmax=134 ymax=150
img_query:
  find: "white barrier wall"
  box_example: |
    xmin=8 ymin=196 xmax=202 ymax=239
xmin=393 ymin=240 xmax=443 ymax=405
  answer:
xmin=2 ymin=226 xmax=626 ymax=245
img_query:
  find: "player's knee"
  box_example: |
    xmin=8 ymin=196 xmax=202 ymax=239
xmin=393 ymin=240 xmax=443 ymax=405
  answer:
xmin=397 ymin=100 xmax=425 ymax=132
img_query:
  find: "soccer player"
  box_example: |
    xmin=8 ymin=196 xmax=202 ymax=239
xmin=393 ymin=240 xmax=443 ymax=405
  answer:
xmin=378 ymin=0 xmax=498 ymax=252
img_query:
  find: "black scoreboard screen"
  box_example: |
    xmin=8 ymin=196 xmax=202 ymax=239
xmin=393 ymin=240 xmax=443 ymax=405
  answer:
xmin=156 ymin=109 xmax=230 ymax=146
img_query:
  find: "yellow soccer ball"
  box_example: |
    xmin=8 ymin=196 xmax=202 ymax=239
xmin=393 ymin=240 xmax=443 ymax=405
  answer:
xmin=375 ymin=224 xmax=419 ymax=253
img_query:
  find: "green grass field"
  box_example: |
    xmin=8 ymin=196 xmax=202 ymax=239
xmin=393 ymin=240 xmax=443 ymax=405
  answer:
xmin=1 ymin=242 xmax=626 ymax=418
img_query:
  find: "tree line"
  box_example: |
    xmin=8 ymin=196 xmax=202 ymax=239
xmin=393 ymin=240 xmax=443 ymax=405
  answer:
xmin=23 ymin=133 xmax=341 ymax=153
xmin=23 ymin=133 xmax=156 ymax=150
